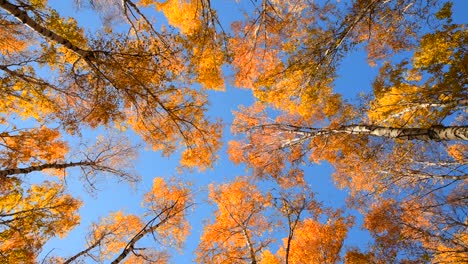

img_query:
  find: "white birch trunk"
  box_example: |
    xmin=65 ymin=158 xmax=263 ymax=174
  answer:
xmin=0 ymin=0 xmax=92 ymax=58
xmin=0 ymin=161 xmax=95 ymax=177
xmin=334 ymin=125 xmax=468 ymax=141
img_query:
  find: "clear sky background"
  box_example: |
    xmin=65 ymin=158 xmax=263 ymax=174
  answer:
xmin=36 ymin=0 xmax=468 ymax=263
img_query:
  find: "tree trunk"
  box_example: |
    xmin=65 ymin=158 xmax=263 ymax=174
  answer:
xmin=272 ymin=124 xmax=468 ymax=141
xmin=0 ymin=161 xmax=95 ymax=177
xmin=242 ymin=228 xmax=257 ymax=264
xmin=335 ymin=125 xmax=468 ymax=141
xmin=0 ymin=0 xmax=92 ymax=58
xmin=63 ymin=235 xmax=106 ymax=264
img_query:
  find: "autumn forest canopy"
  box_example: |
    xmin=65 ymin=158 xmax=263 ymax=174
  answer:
xmin=0 ymin=0 xmax=467 ymax=263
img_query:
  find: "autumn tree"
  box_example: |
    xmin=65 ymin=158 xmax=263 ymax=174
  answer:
xmin=276 ymin=211 xmax=352 ymax=264
xmin=0 ymin=180 xmax=81 ymax=263
xmin=1 ymin=0 xmax=466 ymax=262
xmin=228 ymin=0 xmax=467 ymax=261
xmin=0 ymin=0 xmax=224 ymax=261
xmin=0 ymin=128 xmax=140 ymax=262
xmin=229 ymin=0 xmax=440 ymax=118
xmin=0 ymin=0 xmax=223 ymax=170
xmin=197 ymin=177 xmax=272 ymax=263
xmin=261 ymin=188 xmax=353 ymax=264
xmin=197 ymin=177 xmax=355 ymax=264
xmin=41 ymin=177 xmax=193 ymax=264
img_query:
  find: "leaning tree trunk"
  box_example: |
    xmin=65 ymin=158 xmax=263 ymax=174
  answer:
xmin=267 ymin=124 xmax=468 ymax=141
xmin=334 ymin=125 xmax=468 ymax=141
xmin=0 ymin=0 xmax=93 ymax=58
xmin=0 ymin=161 xmax=96 ymax=178
xmin=110 ymin=202 xmax=183 ymax=264
xmin=63 ymin=235 xmax=106 ymax=264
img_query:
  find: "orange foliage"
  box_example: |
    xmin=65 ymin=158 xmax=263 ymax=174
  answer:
xmin=154 ymin=0 xmax=201 ymax=35
xmin=0 ymin=19 xmax=26 ymax=53
xmin=278 ymin=212 xmax=353 ymax=264
xmin=447 ymin=143 xmax=467 ymax=163
xmin=143 ymin=177 xmax=192 ymax=247
xmin=0 ymin=181 xmax=81 ymax=263
xmin=0 ymin=127 xmax=68 ymax=168
xmin=90 ymin=212 xmax=144 ymax=262
xmin=197 ymin=177 xmax=272 ymax=263
xmin=229 ymin=104 xmax=309 ymax=187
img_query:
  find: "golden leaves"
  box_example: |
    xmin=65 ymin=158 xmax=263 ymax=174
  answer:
xmin=197 ymin=177 xmax=271 ymax=263
xmin=259 ymin=250 xmax=280 ymax=264
xmin=414 ymin=31 xmax=457 ymax=68
xmin=0 ymin=0 xmax=466 ymax=262
xmin=143 ymin=177 xmax=192 ymax=248
xmin=281 ymin=216 xmax=351 ymax=264
xmin=0 ymin=68 xmax=58 ymax=122
xmin=192 ymin=44 xmax=225 ymax=90
xmin=92 ymin=212 xmax=144 ymax=260
xmin=447 ymin=143 xmax=467 ymax=162
xmin=368 ymin=84 xmax=426 ymax=126
xmin=124 ymin=87 xmax=222 ymax=170
xmin=0 ymin=127 xmax=68 ymax=168
xmin=433 ymin=231 xmax=468 ymax=263
xmin=0 ymin=19 xmax=26 ymax=53
xmin=155 ymin=0 xmax=201 ymax=35
xmin=55 ymin=177 xmax=192 ymax=263
xmin=0 ymin=181 xmax=81 ymax=263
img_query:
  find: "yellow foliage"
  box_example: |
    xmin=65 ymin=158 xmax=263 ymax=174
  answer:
xmin=193 ymin=45 xmax=225 ymax=90
xmin=433 ymin=231 xmax=468 ymax=263
xmin=0 ymin=72 xmax=58 ymax=122
xmin=0 ymin=181 xmax=81 ymax=263
xmin=30 ymin=0 xmax=48 ymax=8
xmin=259 ymin=250 xmax=280 ymax=264
xmin=1 ymin=127 xmax=69 ymax=168
xmin=143 ymin=177 xmax=191 ymax=248
xmin=0 ymin=20 xmax=26 ymax=53
xmin=92 ymin=211 xmax=144 ymax=261
xmin=413 ymin=29 xmax=462 ymax=68
xmin=45 ymin=11 xmax=87 ymax=47
xmin=156 ymin=0 xmax=201 ymax=35
xmin=197 ymin=178 xmax=271 ymax=263
xmin=368 ymin=84 xmax=432 ymax=126
xmin=279 ymin=215 xmax=351 ymax=264
xmin=447 ymin=144 xmax=467 ymax=163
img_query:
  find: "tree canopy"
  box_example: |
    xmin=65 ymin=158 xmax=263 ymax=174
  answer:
xmin=0 ymin=0 xmax=466 ymax=263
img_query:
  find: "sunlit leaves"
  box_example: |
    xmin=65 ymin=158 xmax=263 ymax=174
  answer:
xmin=259 ymin=250 xmax=280 ymax=264
xmin=0 ymin=18 xmax=27 ymax=53
xmin=433 ymin=229 xmax=468 ymax=263
xmin=0 ymin=66 xmax=58 ymax=122
xmin=154 ymin=0 xmax=201 ymax=35
xmin=192 ymin=43 xmax=225 ymax=90
xmin=88 ymin=212 xmax=144 ymax=262
xmin=0 ymin=181 xmax=81 ymax=263
xmin=447 ymin=143 xmax=467 ymax=162
xmin=143 ymin=177 xmax=192 ymax=248
xmin=414 ymin=27 xmax=465 ymax=69
xmin=279 ymin=213 xmax=352 ymax=264
xmin=1 ymin=0 xmax=223 ymax=170
xmin=196 ymin=178 xmax=354 ymax=264
xmin=0 ymin=127 xmax=68 ymax=168
xmin=197 ymin=177 xmax=272 ymax=263
xmin=64 ymin=177 xmax=192 ymax=263
xmin=230 ymin=0 xmax=344 ymax=121
xmin=369 ymin=20 xmax=467 ymax=127
xmin=0 ymin=0 xmax=466 ymax=263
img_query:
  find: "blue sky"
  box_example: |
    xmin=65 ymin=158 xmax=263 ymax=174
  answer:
xmin=36 ymin=0 xmax=468 ymax=263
